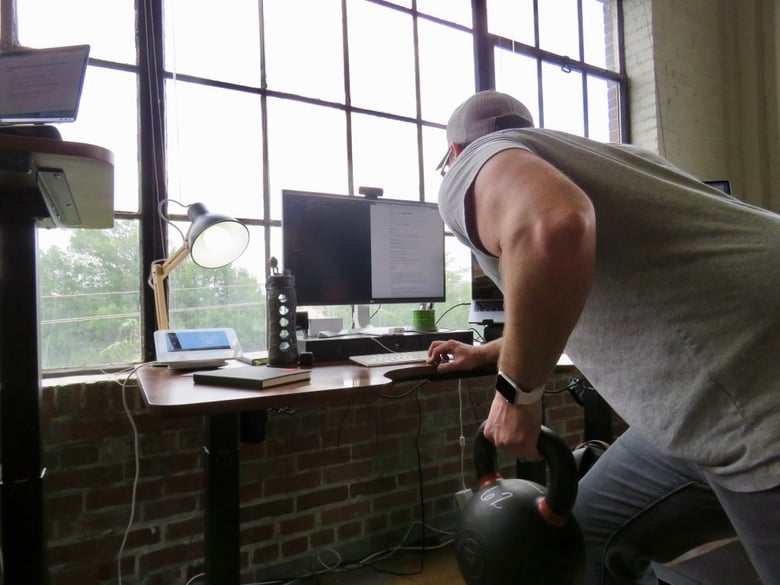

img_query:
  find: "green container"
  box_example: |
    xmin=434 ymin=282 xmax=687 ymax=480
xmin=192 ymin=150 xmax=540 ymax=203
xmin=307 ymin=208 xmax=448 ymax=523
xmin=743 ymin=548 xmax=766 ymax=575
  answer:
xmin=412 ymin=309 xmax=436 ymax=331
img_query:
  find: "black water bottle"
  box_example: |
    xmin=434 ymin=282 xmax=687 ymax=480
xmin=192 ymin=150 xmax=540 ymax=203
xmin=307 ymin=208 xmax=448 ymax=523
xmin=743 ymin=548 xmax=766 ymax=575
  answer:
xmin=266 ymin=258 xmax=298 ymax=366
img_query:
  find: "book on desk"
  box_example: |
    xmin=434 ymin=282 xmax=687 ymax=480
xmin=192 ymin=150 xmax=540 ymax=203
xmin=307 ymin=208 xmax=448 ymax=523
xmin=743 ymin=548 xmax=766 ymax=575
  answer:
xmin=193 ymin=365 xmax=310 ymax=389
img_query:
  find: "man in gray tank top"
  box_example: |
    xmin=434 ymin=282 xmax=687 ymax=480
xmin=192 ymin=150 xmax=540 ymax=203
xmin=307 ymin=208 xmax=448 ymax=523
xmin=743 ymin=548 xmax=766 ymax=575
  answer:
xmin=427 ymin=90 xmax=780 ymax=584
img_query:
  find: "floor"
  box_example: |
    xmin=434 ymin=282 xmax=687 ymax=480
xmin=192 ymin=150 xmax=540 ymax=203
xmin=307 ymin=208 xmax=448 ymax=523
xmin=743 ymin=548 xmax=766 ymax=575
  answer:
xmin=315 ymin=544 xmax=465 ymax=585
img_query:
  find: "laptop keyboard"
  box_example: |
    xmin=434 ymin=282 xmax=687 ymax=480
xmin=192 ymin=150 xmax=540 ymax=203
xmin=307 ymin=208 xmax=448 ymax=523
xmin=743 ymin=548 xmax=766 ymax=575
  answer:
xmin=474 ymin=300 xmax=503 ymax=311
xmin=349 ymin=350 xmax=429 ymax=367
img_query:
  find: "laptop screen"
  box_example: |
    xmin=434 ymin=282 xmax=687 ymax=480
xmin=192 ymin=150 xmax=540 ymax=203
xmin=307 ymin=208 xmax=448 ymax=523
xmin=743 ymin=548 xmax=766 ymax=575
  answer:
xmin=471 ymin=255 xmax=503 ymax=301
xmin=0 ymin=45 xmax=90 ymax=125
xmin=468 ymin=253 xmax=505 ymax=324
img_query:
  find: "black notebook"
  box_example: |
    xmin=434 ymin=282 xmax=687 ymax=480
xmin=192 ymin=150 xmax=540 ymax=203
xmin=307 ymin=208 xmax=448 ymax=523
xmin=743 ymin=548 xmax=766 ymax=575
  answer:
xmin=193 ymin=365 xmax=310 ymax=389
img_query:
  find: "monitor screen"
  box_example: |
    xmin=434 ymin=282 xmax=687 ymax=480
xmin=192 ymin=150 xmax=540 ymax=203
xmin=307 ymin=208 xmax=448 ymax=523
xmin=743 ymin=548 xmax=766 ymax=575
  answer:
xmin=282 ymin=190 xmax=446 ymax=306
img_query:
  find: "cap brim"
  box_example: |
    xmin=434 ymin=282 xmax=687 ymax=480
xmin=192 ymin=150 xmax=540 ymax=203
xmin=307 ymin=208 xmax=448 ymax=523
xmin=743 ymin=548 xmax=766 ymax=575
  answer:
xmin=435 ymin=147 xmax=451 ymax=171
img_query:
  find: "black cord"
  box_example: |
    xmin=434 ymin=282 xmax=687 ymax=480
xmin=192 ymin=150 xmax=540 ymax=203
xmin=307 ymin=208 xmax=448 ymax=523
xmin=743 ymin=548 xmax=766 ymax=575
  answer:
xmin=364 ymin=385 xmax=427 ymax=578
xmin=469 ymin=326 xmax=485 ymax=343
xmin=434 ymin=302 xmax=469 ymax=324
xmin=543 ymin=376 xmax=596 ymax=406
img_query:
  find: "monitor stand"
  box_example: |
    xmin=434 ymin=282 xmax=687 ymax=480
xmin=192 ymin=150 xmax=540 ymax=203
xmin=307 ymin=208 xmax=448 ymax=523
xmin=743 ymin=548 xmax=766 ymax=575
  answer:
xmin=352 ymin=304 xmax=371 ymax=329
xmin=341 ymin=304 xmax=394 ymax=336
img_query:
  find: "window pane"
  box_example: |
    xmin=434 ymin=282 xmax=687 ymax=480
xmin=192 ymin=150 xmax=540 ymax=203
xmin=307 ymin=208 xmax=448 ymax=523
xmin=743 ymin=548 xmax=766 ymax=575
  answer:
xmin=57 ymin=67 xmax=139 ymax=213
xmin=418 ymin=20 xmax=475 ymax=124
xmin=17 ymin=0 xmax=135 ymax=64
xmin=38 ymin=220 xmax=141 ymax=370
xmin=163 ymin=0 xmax=261 ymax=86
xmin=587 ymin=75 xmax=609 ymax=142
xmin=266 ymin=97 xmax=348 ymax=218
xmin=588 ymin=76 xmax=622 ymax=142
xmin=541 ymin=62 xmax=584 ymax=135
xmin=604 ymin=0 xmax=622 ymax=72
xmin=442 ymin=236 xmax=471 ymax=330
xmin=583 ymin=0 xmax=608 ymax=68
xmin=417 ymin=0 xmax=472 ymax=28
xmin=348 ymin=1 xmax=416 ymax=117
xmin=352 ymin=114 xmax=420 ymax=200
xmin=263 ymin=0 xmax=344 ymax=101
xmin=538 ymin=0 xmax=580 ymax=58
xmin=486 ymin=0 xmax=535 ymax=46
xmin=166 ymin=80 xmax=264 ymax=220
xmin=423 ymin=125 xmax=447 ymax=203
xmin=494 ymin=50 xmax=540 ymax=126
xmin=384 ymin=0 xmax=412 ymax=8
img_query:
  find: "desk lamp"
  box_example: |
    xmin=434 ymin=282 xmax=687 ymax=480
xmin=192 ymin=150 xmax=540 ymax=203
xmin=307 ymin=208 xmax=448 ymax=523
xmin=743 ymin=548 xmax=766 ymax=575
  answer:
xmin=151 ymin=201 xmax=250 ymax=330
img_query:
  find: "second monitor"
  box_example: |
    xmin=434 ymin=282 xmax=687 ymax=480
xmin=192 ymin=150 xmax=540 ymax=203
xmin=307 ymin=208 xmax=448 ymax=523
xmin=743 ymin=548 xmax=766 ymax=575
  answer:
xmin=282 ymin=189 xmax=445 ymax=307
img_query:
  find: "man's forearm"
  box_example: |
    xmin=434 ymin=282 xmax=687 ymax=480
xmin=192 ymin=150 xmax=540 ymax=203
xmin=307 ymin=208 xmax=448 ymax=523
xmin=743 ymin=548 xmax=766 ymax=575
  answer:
xmin=476 ymin=337 xmax=503 ymax=364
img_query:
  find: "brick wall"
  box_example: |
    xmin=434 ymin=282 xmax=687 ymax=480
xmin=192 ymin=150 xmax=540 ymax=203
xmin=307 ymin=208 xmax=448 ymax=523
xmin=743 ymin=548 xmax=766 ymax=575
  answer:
xmin=33 ymin=367 xmax=622 ymax=584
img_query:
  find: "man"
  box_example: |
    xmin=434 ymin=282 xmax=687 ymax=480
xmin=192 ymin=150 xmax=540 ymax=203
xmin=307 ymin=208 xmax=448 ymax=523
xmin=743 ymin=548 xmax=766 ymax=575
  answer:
xmin=427 ymin=90 xmax=780 ymax=584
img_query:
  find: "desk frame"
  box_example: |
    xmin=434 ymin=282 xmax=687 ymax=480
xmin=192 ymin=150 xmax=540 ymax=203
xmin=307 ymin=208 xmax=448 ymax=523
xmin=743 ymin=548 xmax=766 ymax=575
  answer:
xmin=0 ymin=206 xmax=47 ymax=584
xmin=1 ymin=134 xmax=113 ymax=584
xmin=135 ymin=362 xmax=488 ymax=585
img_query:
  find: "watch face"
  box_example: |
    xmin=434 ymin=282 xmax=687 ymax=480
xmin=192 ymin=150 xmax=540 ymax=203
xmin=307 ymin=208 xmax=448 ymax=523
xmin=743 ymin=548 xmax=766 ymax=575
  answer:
xmin=495 ymin=373 xmax=517 ymax=403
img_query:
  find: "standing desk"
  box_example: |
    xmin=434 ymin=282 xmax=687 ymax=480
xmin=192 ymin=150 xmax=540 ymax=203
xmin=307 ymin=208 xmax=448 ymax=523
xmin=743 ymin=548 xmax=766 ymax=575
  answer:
xmin=0 ymin=133 xmax=113 ymax=584
xmin=135 ymin=356 xmax=579 ymax=585
xmin=136 ymin=361 xmax=453 ymax=585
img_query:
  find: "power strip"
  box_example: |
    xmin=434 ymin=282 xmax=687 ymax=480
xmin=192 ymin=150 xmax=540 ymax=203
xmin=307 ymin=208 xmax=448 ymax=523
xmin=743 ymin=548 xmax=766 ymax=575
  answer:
xmin=455 ymin=488 xmax=473 ymax=510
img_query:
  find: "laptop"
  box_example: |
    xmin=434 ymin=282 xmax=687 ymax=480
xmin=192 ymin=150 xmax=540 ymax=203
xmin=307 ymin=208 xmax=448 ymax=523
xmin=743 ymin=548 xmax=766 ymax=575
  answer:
xmin=468 ymin=254 xmax=505 ymax=324
xmin=0 ymin=44 xmax=90 ymax=126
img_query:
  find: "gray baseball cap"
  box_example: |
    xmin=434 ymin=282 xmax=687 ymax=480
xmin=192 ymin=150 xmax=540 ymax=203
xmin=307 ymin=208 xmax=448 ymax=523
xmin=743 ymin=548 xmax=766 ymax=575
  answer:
xmin=435 ymin=91 xmax=534 ymax=171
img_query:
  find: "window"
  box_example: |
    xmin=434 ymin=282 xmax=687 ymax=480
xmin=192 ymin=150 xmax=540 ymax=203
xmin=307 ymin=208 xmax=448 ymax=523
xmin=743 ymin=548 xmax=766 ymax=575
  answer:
xmin=2 ymin=0 xmax=625 ymax=372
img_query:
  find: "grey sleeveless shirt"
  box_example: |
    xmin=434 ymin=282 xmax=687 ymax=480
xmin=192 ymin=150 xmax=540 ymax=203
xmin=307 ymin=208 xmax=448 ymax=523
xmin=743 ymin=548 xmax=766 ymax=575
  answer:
xmin=438 ymin=128 xmax=780 ymax=491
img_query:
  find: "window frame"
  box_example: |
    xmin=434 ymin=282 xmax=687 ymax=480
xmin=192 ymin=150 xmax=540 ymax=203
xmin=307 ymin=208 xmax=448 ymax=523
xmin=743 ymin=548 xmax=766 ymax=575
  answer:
xmin=1 ymin=0 xmax=627 ymax=373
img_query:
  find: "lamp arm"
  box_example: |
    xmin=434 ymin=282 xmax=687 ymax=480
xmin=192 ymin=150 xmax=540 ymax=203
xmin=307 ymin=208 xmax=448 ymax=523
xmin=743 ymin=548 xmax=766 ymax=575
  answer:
xmin=151 ymin=242 xmax=190 ymax=330
xmin=156 ymin=242 xmax=191 ymax=279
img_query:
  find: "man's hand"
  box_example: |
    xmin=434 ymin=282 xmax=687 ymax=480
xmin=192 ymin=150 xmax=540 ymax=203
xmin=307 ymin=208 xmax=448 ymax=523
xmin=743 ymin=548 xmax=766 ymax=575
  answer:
xmin=426 ymin=339 xmax=496 ymax=373
xmin=483 ymin=392 xmax=543 ymax=461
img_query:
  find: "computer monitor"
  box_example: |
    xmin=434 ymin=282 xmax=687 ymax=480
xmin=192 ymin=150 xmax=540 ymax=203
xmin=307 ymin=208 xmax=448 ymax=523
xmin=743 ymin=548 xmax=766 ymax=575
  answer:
xmin=281 ymin=190 xmax=445 ymax=307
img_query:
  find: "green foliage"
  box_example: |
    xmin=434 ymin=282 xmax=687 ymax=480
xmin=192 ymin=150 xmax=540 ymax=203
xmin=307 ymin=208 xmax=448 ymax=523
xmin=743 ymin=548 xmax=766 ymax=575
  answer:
xmin=168 ymin=260 xmax=266 ymax=352
xmin=38 ymin=220 xmax=142 ymax=370
xmin=37 ymin=226 xmax=471 ymax=370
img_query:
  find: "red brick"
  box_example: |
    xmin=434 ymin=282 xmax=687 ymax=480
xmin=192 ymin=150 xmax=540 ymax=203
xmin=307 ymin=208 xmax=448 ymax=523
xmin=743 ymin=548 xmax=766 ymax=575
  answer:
xmin=337 ymin=520 xmax=362 ymax=540
xmin=310 ymin=527 xmax=335 ymax=548
xmin=321 ymin=500 xmax=371 ymax=524
xmin=281 ymin=535 xmax=309 ymax=556
xmin=297 ymin=485 xmax=348 ymax=511
xmin=280 ymin=513 xmax=315 ymax=535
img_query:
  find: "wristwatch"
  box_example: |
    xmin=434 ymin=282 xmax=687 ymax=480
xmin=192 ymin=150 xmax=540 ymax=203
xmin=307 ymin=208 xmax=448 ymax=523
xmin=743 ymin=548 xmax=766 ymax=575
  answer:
xmin=495 ymin=369 xmax=545 ymax=405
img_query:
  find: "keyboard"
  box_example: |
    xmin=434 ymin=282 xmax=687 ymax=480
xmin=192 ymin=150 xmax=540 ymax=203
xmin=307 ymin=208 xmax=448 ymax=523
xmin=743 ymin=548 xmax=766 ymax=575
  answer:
xmin=349 ymin=350 xmax=430 ymax=367
xmin=474 ymin=299 xmax=503 ymax=311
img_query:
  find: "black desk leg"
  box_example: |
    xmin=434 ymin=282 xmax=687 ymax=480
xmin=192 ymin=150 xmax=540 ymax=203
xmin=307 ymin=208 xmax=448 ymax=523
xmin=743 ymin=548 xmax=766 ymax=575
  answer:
xmin=0 ymin=212 xmax=48 ymax=584
xmin=581 ymin=387 xmax=613 ymax=443
xmin=204 ymin=413 xmax=241 ymax=585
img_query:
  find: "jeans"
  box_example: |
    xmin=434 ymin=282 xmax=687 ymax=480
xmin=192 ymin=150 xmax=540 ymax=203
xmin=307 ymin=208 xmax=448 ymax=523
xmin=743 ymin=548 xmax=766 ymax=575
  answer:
xmin=573 ymin=428 xmax=779 ymax=584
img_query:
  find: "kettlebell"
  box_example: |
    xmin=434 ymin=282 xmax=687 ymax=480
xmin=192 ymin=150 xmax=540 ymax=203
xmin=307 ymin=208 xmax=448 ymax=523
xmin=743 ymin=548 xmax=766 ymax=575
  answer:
xmin=455 ymin=422 xmax=585 ymax=585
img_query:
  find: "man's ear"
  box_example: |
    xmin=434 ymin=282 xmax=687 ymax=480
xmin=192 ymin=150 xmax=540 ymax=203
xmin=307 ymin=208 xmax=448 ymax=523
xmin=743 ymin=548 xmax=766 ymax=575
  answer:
xmin=451 ymin=143 xmax=465 ymax=158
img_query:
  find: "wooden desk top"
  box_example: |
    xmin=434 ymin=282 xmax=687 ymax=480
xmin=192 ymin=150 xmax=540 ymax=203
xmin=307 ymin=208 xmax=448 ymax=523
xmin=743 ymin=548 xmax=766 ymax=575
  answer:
xmin=136 ymin=355 xmax=577 ymax=418
xmin=136 ymin=361 xmax=448 ymax=417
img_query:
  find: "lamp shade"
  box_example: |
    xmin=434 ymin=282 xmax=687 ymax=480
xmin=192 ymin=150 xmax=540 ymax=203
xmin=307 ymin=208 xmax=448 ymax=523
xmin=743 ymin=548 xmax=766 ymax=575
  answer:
xmin=186 ymin=203 xmax=250 ymax=268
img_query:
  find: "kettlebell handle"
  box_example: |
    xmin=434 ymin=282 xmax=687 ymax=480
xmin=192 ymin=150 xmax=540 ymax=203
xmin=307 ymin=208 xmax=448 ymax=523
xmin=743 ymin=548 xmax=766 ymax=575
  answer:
xmin=474 ymin=421 xmax=579 ymax=521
